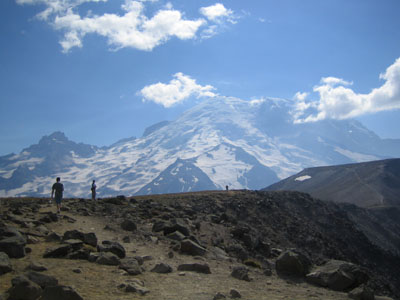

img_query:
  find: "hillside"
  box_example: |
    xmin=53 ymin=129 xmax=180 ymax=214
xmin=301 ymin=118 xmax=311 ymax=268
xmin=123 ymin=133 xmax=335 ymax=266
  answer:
xmin=1 ymin=97 xmax=400 ymax=198
xmin=1 ymin=191 xmax=399 ymax=299
xmin=264 ymin=158 xmax=400 ymax=208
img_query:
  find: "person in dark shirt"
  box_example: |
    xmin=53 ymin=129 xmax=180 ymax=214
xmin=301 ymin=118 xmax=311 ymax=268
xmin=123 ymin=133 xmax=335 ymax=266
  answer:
xmin=91 ymin=180 xmax=97 ymax=200
xmin=51 ymin=177 xmax=64 ymax=214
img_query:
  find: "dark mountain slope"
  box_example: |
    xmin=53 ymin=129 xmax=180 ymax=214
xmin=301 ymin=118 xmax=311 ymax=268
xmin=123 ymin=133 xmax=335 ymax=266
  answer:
xmin=264 ymin=158 xmax=400 ymax=208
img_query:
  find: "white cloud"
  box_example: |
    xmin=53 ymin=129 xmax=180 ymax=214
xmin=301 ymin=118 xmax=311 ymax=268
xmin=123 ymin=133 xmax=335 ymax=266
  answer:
xmin=140 ymin=73 xmax=217 ymax=108
xmin=200 ymin=3 xmax=233 ymax=22
xmin=293 ymin=91 xmax=308 ymax=101
xmin=17 ymin=0 xmax=225 ymax=52
xmin=292 ymin=57 xmax=400 ymax=123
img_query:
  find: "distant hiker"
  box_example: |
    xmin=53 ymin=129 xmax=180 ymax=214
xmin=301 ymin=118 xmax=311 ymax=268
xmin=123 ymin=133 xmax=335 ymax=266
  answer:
xmin=51 ymin=177 xmax=64 ymax=214
xmin=226 ymin=185 xmax=229 ymax=191
xmin=91 ymin=180 xmax=97 ymax=200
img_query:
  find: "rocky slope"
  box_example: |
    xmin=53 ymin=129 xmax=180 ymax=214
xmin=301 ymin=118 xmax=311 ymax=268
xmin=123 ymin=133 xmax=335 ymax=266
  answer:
xmin=1 ymin=191 xmax=399 ymax=299
xmin=1 ymin=97 xmax=400 ymax=198
xmin=264 ymin=158 xmax=400 ymax=208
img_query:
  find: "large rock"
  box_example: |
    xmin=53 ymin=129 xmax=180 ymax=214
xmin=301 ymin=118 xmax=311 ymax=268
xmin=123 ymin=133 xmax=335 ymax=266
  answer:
xmin=306 ymin=260 xmax=369 ymax=291
xmin=119 ymin=258 xmax=142 ymax=275
xmin=96 ymin=252 xmax=120 ymax=266
xmin=348 ymin=285 xmax=375 ymax=300
xmin=163 ymin=219 xmax=191 ymax=237
xmin=151 ymin=263 xmax=173 ymax=273
xmin=231 ymin=266 xmax=251 ymax=281
xmin=0 ymin=227 xmax=27 ymax=258
xmin=8 ymin=275 xmax=42 ymax=300
xmin=62 ymin=230 xmax=97 ymax=247
xmin=276 ymin=250 xmax=311 ymax=277
xmin=177 ymin=263 xmax=211 ymax=274
xmin=43 ymin=244 xmax=72 ymax=258
xmin=0 ymin=252 xmax=12 ymax=275
xmin=41 ymin=285 xmax=83 ymax=300
xmin=180 ymin=239 xmax=206 ymax=256
xmin=25 ymin=271 xmax=58 ymax=289
xmin=98 ymin=241 xmax=126 ymax=258
xmin=121 ymin=219 xmax=137 ymax=232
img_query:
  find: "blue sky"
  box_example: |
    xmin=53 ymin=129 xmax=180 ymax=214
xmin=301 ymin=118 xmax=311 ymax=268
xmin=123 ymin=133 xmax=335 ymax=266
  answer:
xmin=1 ymin=0 xmax=400 ymax=156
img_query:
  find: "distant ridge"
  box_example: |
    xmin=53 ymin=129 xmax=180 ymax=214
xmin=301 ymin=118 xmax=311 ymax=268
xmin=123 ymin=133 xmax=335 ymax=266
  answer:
xmin=264 ymin=158 xmax=400 ymax=208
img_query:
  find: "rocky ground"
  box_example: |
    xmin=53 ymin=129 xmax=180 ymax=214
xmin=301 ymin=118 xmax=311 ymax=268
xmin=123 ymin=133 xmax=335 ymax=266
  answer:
xmin=1 ymin=190 xmax=399 ymax=300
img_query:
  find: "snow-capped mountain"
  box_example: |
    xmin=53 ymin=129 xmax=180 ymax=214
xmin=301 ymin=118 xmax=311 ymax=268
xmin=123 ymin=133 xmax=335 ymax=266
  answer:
xmin=1 ymin=97 xmax=399 ymax=198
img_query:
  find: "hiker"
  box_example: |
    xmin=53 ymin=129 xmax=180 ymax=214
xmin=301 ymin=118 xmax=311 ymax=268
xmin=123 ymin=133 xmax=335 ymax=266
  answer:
xmin=51 ymin=177 xmax=64 ymax=214
xmin=91 ymin=180 xmax=97 ymax=200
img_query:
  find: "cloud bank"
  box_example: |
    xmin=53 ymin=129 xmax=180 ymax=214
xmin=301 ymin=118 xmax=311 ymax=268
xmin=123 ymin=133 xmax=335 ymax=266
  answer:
xmin=16 ymin=0 xmax=237 ymax=52
xmin=293 ymin=57 xmax=400 ymax=123
xmin=140 ymin=73 xmax=217 ymax=107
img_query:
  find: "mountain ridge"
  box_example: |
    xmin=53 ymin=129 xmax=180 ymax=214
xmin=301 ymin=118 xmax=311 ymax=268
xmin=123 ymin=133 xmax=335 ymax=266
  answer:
xmin=0 ymin=97 xmax=399 ymax=198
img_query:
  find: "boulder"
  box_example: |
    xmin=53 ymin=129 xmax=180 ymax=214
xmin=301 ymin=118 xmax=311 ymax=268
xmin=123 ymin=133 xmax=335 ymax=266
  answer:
xmin=96 ymin=252 xmax=120 ymax=266
xmin=41 ymin=285 xmax=83 ymax=300
xmin=8 ymin=275 xmax=42 ymax=300
xmin=0 ymin=252 xmax=12 ymax=275
xmin=166 ymin=231 xmax=186 ymax=241
xmin=121 ymin=220 xmax=137 ymax=232
xmin=180 ymin=239 xmax=206 ymax=256
xmin=0 ymin=229 xmax=27 ymax=258
xmin=62 ymin=230 xmax=97 ymax=247
xmin=177 ymin=263 xmax=211 ymax=274
xmin=98 ymin=241 xmax=126 ymax=258
xmin=306 ymin=260 xmax=369 ymax=291
xmin=230 ymin=289 xmax=242 ymax=299
xmin=151 ymin=263 xmax=173 ymax=273
xmin=119 ymin=258 xmax=142 ymax=275
xmin=43 ymin=244 xmax=72 ymax=258
xmin=125 ymin=283 xmax=150 ymax=295
xmin=231 ymin=266 xmax=251 ymax=281
xmin=276 ymin=250 xmax=311 ymax=277
xmin=348 ymin=285 xmax=375 ymax=300
xmin=26 ymin=262 xmax=47 ymax=272
xmin=213 ymin=292 xmax=226 ymax=299
xmin=25 ymin=271 xmax=58 ymax=288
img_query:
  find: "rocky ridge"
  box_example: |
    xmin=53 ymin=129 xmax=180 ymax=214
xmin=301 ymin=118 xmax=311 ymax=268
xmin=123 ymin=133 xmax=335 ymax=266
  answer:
xmin=1 ymin=190 xmax=399 ymax=300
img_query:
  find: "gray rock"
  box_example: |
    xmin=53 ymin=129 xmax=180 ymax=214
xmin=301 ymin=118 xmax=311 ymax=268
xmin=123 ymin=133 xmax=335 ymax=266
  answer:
xmin=177 ymin=263 xmax=211 ymax=274
xmin=0 ymin=234 xmax=27 ymax=258
xmin=8 ymin=275 xmax=42 ymax=300
xmin=306 ymin=260 xmax=369 ymax=291
xmin=43 ymin=244 xmax=72 ymax=258
xmin=0 ymin=252 xmax=12 ymax=275
xmin=41 ymin=285 xmax=83 ymax=300
xmin=230 ymin=289 xmax=242 ymax=299
xmin=96 ymin=252 xmax=120 ymax=266
xmin=276 ymin=250 xmax=311 ymax=277
xmin=62 ymin=230 xmax=97 ymax=247
xmin=125 ymin=283 xmax=150 ymax=295
xmin=166 ymin=231 xmax=186 ymax=241
xmin=98 ymin=240 xmax=126 ymax=258
xmin=151 ymin=263 xmax=173 ymax=273
xmin=180 ymin=239 xmax=206 ymax=256
xmin=25 ymin=271 xmax=58 ymax=288
xmin=348 ymin=285 xmax=375 ymax=300
xmin=119 ymin=258 xmax=142 ymax=275
xmin=45 ymin=232 xmax=62 ymax=242
xmin=121 ymin=220 xmax=137 ymax=232
xmin=231 ymin=266 xmax=251 ymax=281
xmin=26 ymin=262 xmax=47 ymax=272
xmin=213 ymin=292 xmax=226 ymax=299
